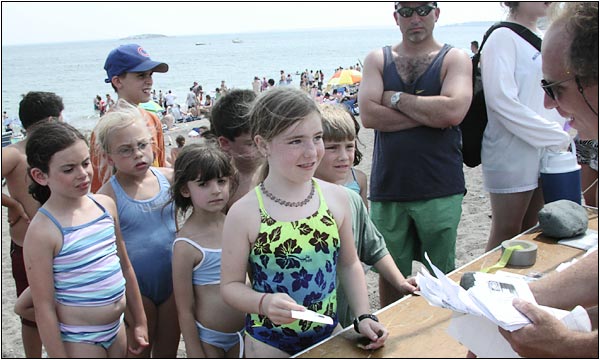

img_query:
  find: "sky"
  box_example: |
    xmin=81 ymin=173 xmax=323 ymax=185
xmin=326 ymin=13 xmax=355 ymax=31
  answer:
xmin=2 ymin=2 xmax=508 ymax=46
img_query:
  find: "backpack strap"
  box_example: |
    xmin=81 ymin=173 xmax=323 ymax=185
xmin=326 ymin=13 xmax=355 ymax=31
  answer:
xmin=472 ymin=22 xmax=542 ymax=78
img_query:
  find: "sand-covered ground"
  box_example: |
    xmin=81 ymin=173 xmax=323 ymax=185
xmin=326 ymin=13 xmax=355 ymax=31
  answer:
xmin=1 ymin=118 xmax=491 ymax=357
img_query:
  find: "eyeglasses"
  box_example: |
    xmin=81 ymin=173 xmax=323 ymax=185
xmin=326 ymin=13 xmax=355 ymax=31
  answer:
xmin=541 ymin=76 xmax=598 ymax=116
xmin=112 ymin=140 xmax=151 ymax=158
xmin=540 ymin=76 xmax=576 ymax=100
xmin=396 ymin=4 xmax=436 ymax=18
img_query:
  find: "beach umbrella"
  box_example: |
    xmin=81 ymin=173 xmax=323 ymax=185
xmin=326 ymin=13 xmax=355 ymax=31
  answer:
xmin=326 ymin=69 xmax=362 ymax=88
xmin=139 ymin=100 xmax=163 ymax=113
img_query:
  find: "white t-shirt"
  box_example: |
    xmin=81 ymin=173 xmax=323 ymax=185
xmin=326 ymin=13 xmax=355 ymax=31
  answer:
xmin=186 ymin=91 xmax=197 ymax=107
xmin=480 ymin=26 xmax=570 ymax=193
xmin=164 ymin=93 xmax=176 ymax=106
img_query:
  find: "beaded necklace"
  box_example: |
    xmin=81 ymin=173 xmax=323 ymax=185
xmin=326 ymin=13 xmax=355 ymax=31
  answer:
xmin=260 ymin=181 xmax=315 ymax=207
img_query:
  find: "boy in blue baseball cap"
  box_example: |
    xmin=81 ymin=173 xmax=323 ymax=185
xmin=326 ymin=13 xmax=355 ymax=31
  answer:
xmin=90 ymin=44 xmax=169 ymax=192
xmin=91 ymin=44 xmax=181 ymax=357
xmin=104 ymin=44 xmax=168 ymax=85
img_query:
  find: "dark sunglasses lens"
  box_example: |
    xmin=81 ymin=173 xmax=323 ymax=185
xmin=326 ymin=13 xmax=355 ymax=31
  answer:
xmin=398 ymin=7 xmax=414 ymax=17
xmin=416 ymin=5 xmax=434 ymax=16
xmin=541 ymin=80 xmax=555 ymax=100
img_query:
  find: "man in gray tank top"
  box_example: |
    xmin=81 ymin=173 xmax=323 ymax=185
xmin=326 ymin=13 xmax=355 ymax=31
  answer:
xmin=358 ymin=1 xmax=472 ymax=307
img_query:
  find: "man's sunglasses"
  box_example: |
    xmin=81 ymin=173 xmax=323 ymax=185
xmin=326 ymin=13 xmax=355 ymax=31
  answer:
xmin=540 ymin=76 xmax=575 ymax=100
xmin=396 ymin=4 xmax=436 ymax=18
xmin=541 ymin=75 xmax=598 ymax=116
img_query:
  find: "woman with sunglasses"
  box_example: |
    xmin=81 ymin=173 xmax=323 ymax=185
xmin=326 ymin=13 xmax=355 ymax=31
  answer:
xmin=480 ymin=2 xmax=571 ymax=252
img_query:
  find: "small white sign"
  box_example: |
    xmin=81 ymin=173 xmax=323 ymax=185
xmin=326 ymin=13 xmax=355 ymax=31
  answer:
xmin=291 ymin=309 xmax=333 ymax=325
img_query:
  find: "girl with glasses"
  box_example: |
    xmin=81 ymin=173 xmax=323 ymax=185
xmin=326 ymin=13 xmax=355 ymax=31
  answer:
xmin=93 ymin=102 xmax=180 ymax=357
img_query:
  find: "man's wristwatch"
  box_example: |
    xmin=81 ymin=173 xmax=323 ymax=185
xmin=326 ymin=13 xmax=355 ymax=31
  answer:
xmin=353 ymin=313 xmax=379 ymax=333
xmin=390 ymin=91 xmax=403 ymax=109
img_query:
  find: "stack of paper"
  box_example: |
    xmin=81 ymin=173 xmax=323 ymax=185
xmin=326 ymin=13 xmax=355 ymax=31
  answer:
xmin=416 ymin=253 xmax=534 ymax=331
xmin=416 ymin=253 xmax=592 ymax=358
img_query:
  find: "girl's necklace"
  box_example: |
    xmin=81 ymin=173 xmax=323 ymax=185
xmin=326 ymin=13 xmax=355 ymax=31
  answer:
xmin=260 ymin=181 xmax=315 ymax=207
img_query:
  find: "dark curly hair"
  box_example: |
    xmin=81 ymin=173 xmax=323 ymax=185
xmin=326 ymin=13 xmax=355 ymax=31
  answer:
xmin=26 ymin=121 xmax=87 ymax=204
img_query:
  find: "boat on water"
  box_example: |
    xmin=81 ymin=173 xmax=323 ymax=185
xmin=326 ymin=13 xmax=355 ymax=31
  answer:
xmin=232 ymin=39 xmax=243 ymax=44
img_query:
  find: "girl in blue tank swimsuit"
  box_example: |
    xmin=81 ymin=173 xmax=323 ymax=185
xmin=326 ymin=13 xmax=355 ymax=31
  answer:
xmin=221 ymin=87 xmax=389 ymax=357
xmin=94 ymin=103 xmax=180 ymax=358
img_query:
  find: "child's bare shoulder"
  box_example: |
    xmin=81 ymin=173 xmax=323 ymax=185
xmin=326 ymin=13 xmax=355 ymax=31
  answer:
xmin=172 ymin=231 xmax=203 ymax=262
xmin=26 ymin=210 xmax=62 ymax=248
xmin=1 ymin=142 xmax=26 ymax=172
xmin=226 ymin=189 xmax=261 ymax=236
xmin=96 ymin=181 xmax=116 ymax=199
xmin=316 ymin=178 xmax=346 ymax=198
xmin=228 ymin=189 xmax=259 ymax=216
xmin=156 ymin=166 xmax=174 ymax=182
xmin=91 ymin=193 xmax=117 ymax=212
xmin=353 ymin=167 xmax=368 ymax=181
xmin=316 ymin=179 xmax=349 ymax=215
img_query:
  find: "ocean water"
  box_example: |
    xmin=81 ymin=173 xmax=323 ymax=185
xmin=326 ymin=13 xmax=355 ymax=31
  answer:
xmin=2 ymin=23 xmax=492 ymax=132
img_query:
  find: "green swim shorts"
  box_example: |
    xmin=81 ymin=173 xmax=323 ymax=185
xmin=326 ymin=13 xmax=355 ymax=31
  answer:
xmin=370 ymin=194 xmax=463 ymax=276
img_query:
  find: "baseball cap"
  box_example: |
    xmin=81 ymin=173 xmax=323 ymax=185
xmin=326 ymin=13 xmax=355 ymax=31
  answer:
xmin=104 ymin=44 xmax=169 ymax=83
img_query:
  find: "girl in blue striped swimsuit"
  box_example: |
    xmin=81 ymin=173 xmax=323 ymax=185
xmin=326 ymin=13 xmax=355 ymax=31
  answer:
xmin=19 ymin=121 xmax=148 ymax=358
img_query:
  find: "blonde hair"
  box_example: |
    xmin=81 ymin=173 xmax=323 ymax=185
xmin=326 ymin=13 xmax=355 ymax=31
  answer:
xmin=319 ymin=103 xmax=356 ymax=142
xmin=93 ymin=99 xmax=152 ymax=156
xmin=319 ymin=103 xmax=364 ymax=165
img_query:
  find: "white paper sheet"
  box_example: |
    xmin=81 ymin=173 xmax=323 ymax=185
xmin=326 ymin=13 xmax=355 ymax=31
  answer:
xmin=290 ymin=309 xmax=333 ymax=325
xmin=418 ymin=253 xmax=534 ymax=330
xmin=558 ymin=229 xmax=598 ymax=250
xmin=416 ymin=252 xmax=592 ymax=358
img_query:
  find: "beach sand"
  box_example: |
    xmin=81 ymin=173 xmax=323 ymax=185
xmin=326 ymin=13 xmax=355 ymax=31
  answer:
xmin=1 ymin=118 xmax=491 ymax=357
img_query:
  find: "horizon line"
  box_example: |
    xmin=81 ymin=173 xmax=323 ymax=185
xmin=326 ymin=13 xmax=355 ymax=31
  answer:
xmin=2 ymin=21 xmax=495 ymax=47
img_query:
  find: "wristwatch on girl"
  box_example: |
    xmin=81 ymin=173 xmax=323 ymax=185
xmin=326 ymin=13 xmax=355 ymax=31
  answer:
xmin=353 ymin=313 xmax=379 ymax=333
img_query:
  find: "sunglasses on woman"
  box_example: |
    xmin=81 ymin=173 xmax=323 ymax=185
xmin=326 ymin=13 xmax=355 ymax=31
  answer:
xmin=396 ymin=4 xmax=436 ymax=18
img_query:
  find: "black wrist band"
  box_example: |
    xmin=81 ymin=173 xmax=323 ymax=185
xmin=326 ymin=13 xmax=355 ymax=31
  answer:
xmin=353 ymin=313 xmax=379 ymax=333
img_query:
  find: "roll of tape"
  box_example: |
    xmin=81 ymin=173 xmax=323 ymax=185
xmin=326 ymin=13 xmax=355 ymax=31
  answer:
xmin=502 ymin=239 xmax=538 ymax=267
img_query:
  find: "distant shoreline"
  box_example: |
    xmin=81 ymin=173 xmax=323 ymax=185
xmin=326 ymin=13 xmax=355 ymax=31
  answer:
xmin=120 ymin=34 xmax=168 ymax=40
xmin=3 ymin=21 xmax=494 ymax=47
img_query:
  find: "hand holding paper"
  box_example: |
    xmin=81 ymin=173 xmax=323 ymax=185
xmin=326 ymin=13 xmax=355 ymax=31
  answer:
xmin=415 ymin=252 xmax=592 ymax=358
xmin=498 ymin=299 xmax=593 ymax=358
xmin=416 ymin=253 xmax=535 ymax=330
